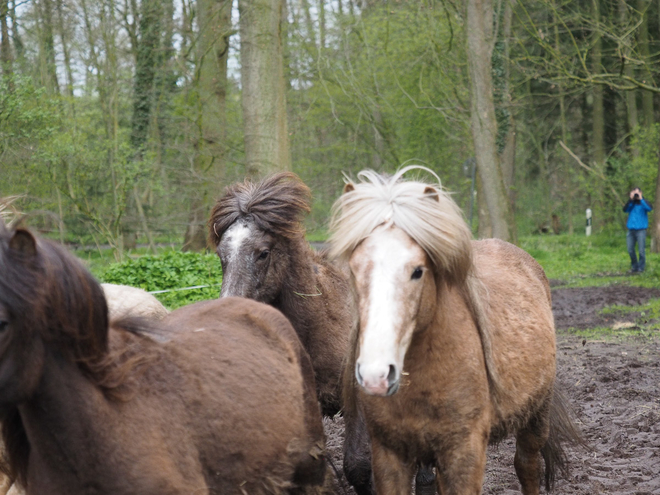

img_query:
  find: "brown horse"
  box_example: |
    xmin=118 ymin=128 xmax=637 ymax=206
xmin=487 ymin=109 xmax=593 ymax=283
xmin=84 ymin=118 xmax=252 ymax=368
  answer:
xmin=209 ymin=173 xmax=399 ymax=494
xmin=209 ymin=172 xmax=353 ymax=417
xmin=329 ymin=167 xmax=582 ymax=494
xmin=0 ymin=221 xmax=327 ymax=494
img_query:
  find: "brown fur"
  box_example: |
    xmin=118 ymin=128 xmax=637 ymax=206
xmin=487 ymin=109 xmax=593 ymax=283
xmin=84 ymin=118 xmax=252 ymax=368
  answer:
xmin=342 ymin=235 xmax=581 ymax=494
xmin=208 ymin=173 xmax=383 ymax=494
xmin=209 ymin=172 xmax=312 ymax=244
xmin=208 ymin=173 xmax=353 ymax=417
xmin=0 ymin=223 xmax=327 ymax=494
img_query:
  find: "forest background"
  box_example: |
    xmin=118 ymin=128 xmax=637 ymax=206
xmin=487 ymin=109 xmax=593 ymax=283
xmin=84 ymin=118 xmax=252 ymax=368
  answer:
xmin=2 ymin=0 xmax=660 ymax=261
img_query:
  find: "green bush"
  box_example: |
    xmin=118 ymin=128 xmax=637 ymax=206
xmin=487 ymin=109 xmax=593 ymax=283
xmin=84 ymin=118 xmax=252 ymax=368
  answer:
xmin=99 ymin=250 xmax=222 ymax=309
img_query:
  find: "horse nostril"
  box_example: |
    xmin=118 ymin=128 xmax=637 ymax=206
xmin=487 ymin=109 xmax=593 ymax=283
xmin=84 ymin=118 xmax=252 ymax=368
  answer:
xmin=387 ymin=364 xmax=397 ymax=384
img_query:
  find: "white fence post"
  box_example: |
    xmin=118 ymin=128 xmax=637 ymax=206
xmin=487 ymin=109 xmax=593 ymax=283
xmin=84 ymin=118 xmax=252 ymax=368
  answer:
xmin=586 ymin=208 xmax=592 ymax=236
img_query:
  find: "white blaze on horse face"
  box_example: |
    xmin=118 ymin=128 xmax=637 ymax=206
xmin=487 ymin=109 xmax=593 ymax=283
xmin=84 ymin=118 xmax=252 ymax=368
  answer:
xmin=351 ymin=226 xmax=428 ymax=396
xmin=225 ymin=222 xmax=252 ymax=263
xmin=220 ymin=222 xmax=253 ymax=297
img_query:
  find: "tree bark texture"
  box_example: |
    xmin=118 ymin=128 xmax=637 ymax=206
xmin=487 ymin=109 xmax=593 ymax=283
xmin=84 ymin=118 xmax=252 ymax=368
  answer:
xmin=37 ymin=0 xmax=59 ymax=93
xmin=467 ymin=0 xmax=512 ymax=241
xmin=130 ymin=0 xmax=163 ymax=155
xmin=196 ymin=0 xmax=230 ymax=170
xmin=592 ymin=0 xmax=605 ymax=167
xmin=239 ymin=0 xmax=291 ymax=177
xmin=637 ymin=0 xmax=653 ymax=127
xmin=0 ymin=0 xmax=12 ymax=80
xmin=183 ymin=0 xmax=231 ymax=252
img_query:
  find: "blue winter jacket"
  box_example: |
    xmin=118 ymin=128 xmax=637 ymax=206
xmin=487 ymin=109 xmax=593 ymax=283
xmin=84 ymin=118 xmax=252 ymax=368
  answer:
xmin=623 ymin=198 xmax=653 ymax=230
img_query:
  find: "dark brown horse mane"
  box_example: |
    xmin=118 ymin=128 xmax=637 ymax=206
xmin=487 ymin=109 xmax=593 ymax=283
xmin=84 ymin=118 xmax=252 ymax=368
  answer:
xmin=0 ymin=223 xmax=159 ymax=487
xmin=208 ymin=172 xmax=312 ymax=245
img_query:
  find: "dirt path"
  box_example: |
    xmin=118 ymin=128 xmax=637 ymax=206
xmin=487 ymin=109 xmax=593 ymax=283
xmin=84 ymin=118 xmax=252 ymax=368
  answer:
xmin=324 ymin=285 xmax=660 ymax=494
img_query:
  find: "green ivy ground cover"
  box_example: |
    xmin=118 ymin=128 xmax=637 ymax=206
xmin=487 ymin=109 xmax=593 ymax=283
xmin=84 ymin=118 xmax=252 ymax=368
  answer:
xmin=97 ymin=250 xmax=223 ymax=309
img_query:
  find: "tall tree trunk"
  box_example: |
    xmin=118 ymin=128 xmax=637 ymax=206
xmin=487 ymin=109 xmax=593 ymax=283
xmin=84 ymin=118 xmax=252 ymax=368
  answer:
xmin=499 ymin=0 xmax=516 ymax=241
xmin=592 ymin=0 xmax=605 ymax=167
xmin=477 ymin=173 xmax=492 ymax=238
xmin=55 ymin=0 xmax=74 ymax=99
xmin=591 ymin=0 xmax=605 ymax=230
xmin=130 ymin=0 xmax=163 ymax=155
xmin=182 ymin=0 xmax=231 ymax=252
xmin=638 ymin=0 xmax=654 ymax=127
xmin=239 ymin=0 xmax=291 ymax=177
xmin=37 ymin=0 xmax=59 ymax=93
xmin=9 ymin=0 xmax=23 ymax=65
xmin=621 ymin=0 xmax=639 ymax=154
xmin=652 ymin=151 xmax=660 ymax=252
xmin=555 ymin=0 xmax=572 ymax=233
xmin=0 ymin=0 xmax=12 ymax=81
xmin=318 ymin=0 xmax=325 ymax=49
xmin=466 ymin=0 xmax=512 ymax=241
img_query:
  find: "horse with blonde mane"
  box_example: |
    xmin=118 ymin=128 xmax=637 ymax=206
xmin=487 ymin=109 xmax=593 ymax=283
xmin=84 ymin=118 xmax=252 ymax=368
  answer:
xmin=329 ymin=167 xmax=582 ymax=494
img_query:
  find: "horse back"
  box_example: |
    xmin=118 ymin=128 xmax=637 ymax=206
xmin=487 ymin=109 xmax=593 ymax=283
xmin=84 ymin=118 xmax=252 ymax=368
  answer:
xmin=471 ymin=239 xmax=556 ymax=428
xmin=151 ymin=298 xmax=326 ymax=493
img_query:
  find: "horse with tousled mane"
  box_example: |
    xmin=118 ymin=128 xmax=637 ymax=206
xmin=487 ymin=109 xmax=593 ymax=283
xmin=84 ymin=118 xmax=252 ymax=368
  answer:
xmin=208 ymin=172 xmax=352 ymax=417
xmin=328 ymin=166 xmax=583 ymax=494
xmin=0 ymin=219 xmax=328 ymax=494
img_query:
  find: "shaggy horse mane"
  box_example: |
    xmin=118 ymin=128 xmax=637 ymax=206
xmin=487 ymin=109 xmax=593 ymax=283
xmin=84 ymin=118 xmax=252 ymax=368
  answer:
xmin=328 ymin=166 xmax=503 ymax=410
xmin=209 ymin=172 xmax=312 ymax=245
xmin=0 ymin=221 xmax=159 ymax=487
xmin=329 ymin=166 xmax=472 ymax=284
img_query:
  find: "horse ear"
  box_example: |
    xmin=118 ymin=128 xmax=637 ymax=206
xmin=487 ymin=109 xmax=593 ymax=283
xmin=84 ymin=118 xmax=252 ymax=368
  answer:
xmin=9 ymin=229 xmax=37 ymax=257
xmin=343 ymin=183 xmax=355 ymax=194
xmin=423 ymin=186 xmax=440 ymax=202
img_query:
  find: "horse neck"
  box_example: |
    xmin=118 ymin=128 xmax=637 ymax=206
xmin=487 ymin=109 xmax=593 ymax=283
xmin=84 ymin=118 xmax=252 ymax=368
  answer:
xmin=18 ymin=350 xmax=112 ymax=486
xmin=276 ymin=239 xmax=330 ymax=344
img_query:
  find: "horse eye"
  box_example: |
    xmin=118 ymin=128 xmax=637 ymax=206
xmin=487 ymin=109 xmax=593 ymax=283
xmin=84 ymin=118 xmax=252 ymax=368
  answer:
xmin=258 ymin=250 xmax=270 ymax=260
xmin=411 ymin=267 xmax=423 ymax=280
xmin=0 ymin=321 xmax=8 ymax=332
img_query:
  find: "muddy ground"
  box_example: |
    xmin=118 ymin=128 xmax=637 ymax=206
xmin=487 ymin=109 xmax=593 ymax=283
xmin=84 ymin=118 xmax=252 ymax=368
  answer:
xmin=324 ymin=285 xmax=660 ymax=494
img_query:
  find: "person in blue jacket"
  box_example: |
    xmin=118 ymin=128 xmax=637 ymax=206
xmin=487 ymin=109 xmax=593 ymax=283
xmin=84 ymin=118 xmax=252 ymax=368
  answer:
xmin=623 ymin=187 xmax=653 ymax=272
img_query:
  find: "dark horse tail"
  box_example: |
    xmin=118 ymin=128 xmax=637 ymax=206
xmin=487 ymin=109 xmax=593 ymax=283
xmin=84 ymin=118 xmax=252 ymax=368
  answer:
xmin=541 ymin=387 xmax=587 ymax=491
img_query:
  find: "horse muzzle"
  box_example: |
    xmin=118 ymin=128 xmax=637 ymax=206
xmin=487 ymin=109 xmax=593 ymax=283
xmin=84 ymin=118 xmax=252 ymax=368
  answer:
xmin=355 ymin=362 xmax=400 ymax=397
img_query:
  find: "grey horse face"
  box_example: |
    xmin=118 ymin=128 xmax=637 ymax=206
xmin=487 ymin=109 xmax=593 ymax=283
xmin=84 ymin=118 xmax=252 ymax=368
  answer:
xmin=216 ymin=219 xmax=288 ymax=303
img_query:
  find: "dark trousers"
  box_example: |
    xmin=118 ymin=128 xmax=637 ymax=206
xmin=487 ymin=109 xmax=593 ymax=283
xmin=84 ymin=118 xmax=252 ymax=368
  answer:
xmin=626 ymin=228 xmax=647 ymax=272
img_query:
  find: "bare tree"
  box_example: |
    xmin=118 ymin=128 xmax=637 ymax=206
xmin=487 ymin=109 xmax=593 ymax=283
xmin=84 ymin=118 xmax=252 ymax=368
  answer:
xmin=182 ymin=0 xmax=231 ymax=251
xmin=467 ymin=0 xmax=512 ymax=241
xmin=239 ymin=0 xmax=291 ymax=177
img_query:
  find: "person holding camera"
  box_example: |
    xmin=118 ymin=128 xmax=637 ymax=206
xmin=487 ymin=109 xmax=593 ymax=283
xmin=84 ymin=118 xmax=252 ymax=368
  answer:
xmin=623 ymin=187 xmax=653 ymax=273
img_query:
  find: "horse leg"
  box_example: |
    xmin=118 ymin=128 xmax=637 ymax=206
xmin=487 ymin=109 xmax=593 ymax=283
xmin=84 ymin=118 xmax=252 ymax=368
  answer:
xmin=371 ymin=439 xmax=416 ymax=494
xmin=435 ymin=431 xmax=488 ymax=495
xmin=343 ymin=408 xmax=374 ymax=495
xmin=514 ymin=415 xmax=550 ymax=495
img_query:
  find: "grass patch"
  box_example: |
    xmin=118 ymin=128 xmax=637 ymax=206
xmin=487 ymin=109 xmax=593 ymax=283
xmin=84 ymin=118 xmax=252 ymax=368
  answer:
xmin=519 ymin=233 xmax=660 ymax=288
xmin=558 ymin=325 xmax=660 ymax=341
xmin=97 ymin=250 xmax=222 ymax=309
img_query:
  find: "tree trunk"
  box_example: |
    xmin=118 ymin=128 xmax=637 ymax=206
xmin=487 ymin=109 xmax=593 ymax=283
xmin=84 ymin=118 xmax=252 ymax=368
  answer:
xmin=55 ymin=0 xmax=74 ymax=99
xmin=591 ymin=0 xmax=605 ymax=231
xmin=130 ymin=0 xmax=163 ymax=155
xmin=183 ymin=0 xmax=231 ymax=251
xmin=37 ymin=0 xmax=59 ymax=93
xmin=239 ymin=0 xmax=291 ymax=177
xmin=477 ymin=173 xmax=492 ymax=239
xmin=653 ymin=152 xmax=660 ymax=252
xmin=637 ymin=0 xmax=653 ymax=127
xmin=466 ymin=0 xmax=512 ymax=241
xmin=195 ymin=0 xmax=230 ymax=170
xmin=0 ymin=0 xmax=12 ymax=81
xmin=499 ymin=0 xmax=516 ymax=241
xmin=592 ymin=0 xmax=605 ymax=167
